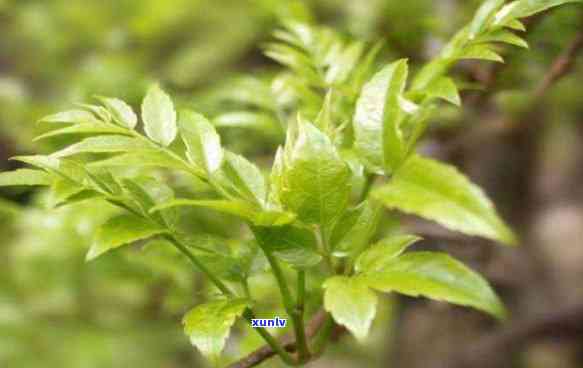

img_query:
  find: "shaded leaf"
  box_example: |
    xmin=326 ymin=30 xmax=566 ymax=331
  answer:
xmin=252 ymin=225 xmax=322 ymax=267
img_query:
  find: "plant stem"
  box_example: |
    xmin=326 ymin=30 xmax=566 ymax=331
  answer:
xmin=263 ymin=249 xmax=311 ymax=363
xmin=166 ymin=234 xmax=297 ymax=365
xmin=310 ymin=314 xmax=334 ymax=358
xmin=295 ymin=270 xmax=310 ymax=362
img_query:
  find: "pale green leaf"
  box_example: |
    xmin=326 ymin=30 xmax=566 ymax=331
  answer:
xmin=151 ymin=199 xmax=295 ymax=226
xmin=52 ymin=135 xmax=150 ymax=158
xmin=141 ymin=84 xmax=177 ymax=146
xmin=372 ymin=155 xmax=516 ymax=245
xmin=39 ymin=109 xmax=100 ymax=125
xmin=86 ymin=213 xmax=168 ymax=261
xmin=183 ymin=299 xmax=249 ymax=360
xmin=361 ymin=251 xmax=506 ymax=319
xmin=33 ymin=122 xmax=130 ymax=141
xmin=330 ymin=200 xmax=380 ymax=257
xmin=459 ymin=45 xmax=504 ymax=62
xmin=323 ymin=276 xmax=377 ymax=340
xmin=353 ymin=59 xmax=409 ymax=172
xmin=179 ymin=110 xmax=223 ymax=175
xmin=89 ymin=151 xmax=189 ymax=171
xmin=469 ymin=0 xmax=505 ymax=38
xmin=426 ymin=77 xmax=461 ymax=106
xmin=98 ymin=97 xmax=138 ymax=129
xmin=477 ymin=30 xmax=528 ymax=48
xmin=252 ymin=225 xmax=322 ymax=268
xmin=0 ymin=169 xmax=52 ymax=187
xmin=355 ymin=235 xmax=421 ymax=273
xmin=280 ymin=121 xmax=351 ymax=227
xmin=214 ymin=151 xmax=267 ymax=206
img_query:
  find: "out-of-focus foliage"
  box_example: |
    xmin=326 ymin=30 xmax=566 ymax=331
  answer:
xmin=1 ymin=0 xmax=583 ymax=367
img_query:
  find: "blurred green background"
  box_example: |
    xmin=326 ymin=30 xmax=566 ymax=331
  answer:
xmin=1 ymin=1 xmax=583 ymax=367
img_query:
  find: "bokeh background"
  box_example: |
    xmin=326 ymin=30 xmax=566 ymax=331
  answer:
xmin=1 ymin=0 xmax=583 ymax=367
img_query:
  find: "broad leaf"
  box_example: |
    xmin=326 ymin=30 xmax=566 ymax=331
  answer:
xmin=39 ymin=109 xmax=100 ymax=124
xmin=252 ymin=225 xmax=322 ymax=268
xmin=179 ymin=110 xmax=223 ymax=175
xmin=52 ymin=135 xmax=150 ymax=158
xmin=373 ymin=155 xmax=516 ymax=245
xmin=86 ymin=213 xmax=168 ymax=260
xmin=280 ymin=121 xmax=351 ymax=227
xmin=151 ymin=199 xmax=295 ymax=226
xmin=329 ymin=200 xmax=380 ymax=257
xmin=355 ymin=235 xmax=421 ymax=273
xmin=323 ymin=276 xmax=377 ymax=340
xmin=33 ymin=122 xmax=130 ymax=141
xmin=141 ymin=84 xmax=177 ymax=146
xmin=353 ymin=59 xmax=409 ymax=172
xmin=0 ymin=169 xmax=52 ymax=186
xmin=361 ymin=251 xmax=506 ymax=319
xmin=214 ymin=151 xmax=266 ymax=206
xmin=89 ymin=151 xmax=189 ymax=171
xmin=98 ymin=97 xmax=138 ymax=129
xmin=425 ymin=77 xmax=461 ymax=106
xmin=182 ymin=299 xmax=249 ymax=360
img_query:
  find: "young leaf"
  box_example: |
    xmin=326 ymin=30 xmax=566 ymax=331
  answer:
xmin=361 ymin=251 xmax=506 ymax=319
xmin=182 ymin=299 xmax=249 ymax=361
xmin=98 ymin=97 xmax=138 ymax=129
xmin=86 ymin=213 xmax=168 ymax=261
xmin=39 ymin=109 xmax=100 ymax=125
xmin=89 ymin=151 xmax=189 ymax=171
xmin=425 ymin=77 xmax=461 ymax=106
xmin=373 ymin=155 xmax=516 ymax=245
xmin=458 ymin=45 xmax=504 ymax=62
xmin=469 ymin=0 xmax=505 ymax=38
xmin=141 ymin=84 xmax=177 ymax=146
xmin=353 ymin=59 xmax=409 ymax=173
xmin=477 ymin=30 xmax=529 ymax=49
xmin=329 ymin=200 xmax=380 ymax=257
xmin=214 ymin=151 xmax=267 ymax=207
xmin=52 ymin=135 xmax=150 ymax=158
xmin=33 ymin=122 xmax=130 ymax=141
xmin=323 ymin=276 xmax=377 ymax=340
xmin=280 ymin=121 xmax=351 ymax=227
xmin=179 ymin=110 xmax=223 ymax=175
xmin=151 ymin=199 xmax=295 ymax=226
xmin=355 ymin=235 xmax=421 ymax=273
xmin=0 ymin=169 xmax=52 ymax=187
xmin=252 ymin=225 xmax=322 ymax=268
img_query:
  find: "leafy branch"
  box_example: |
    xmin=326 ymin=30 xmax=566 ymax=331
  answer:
xmin=0 ymin=1 xmax=582 ymax=367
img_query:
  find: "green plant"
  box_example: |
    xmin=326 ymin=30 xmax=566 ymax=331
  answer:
xmin=1 ymin=0 xmax=581 ymax=367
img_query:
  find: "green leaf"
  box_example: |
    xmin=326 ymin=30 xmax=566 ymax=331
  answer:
xmin=39 ymin=109 xmax=100 ymax=124
xmin=469 ymin=0 xmax=505 ymax=38
xmin=477 ymin=30 xmax=529 ymax=49
xmin=89 ymin=151 xmax=189 ymax=171
xmin=98 ymin=97 xmax=138 ymax=129
xmin=372 ymin=155 xmax=516 ymax=245
xmin=353 ymin=59 xmax=409 ymax=173
xmin=214 ymin=151 xmax=266 ymax=206
xmin=323 ymin=276 xmax=377 ymax=340
xmin=329 ymin=200 xmax=380 ymax=257
xmin=425 ymin=77 xmax=461 ymax=106
xmin=182 ymin=299 xmax=249 ymax=360
xmin=179 ymin=110 xmax=223 ymax=175
xmin=280 ymin=121 xmax=351 ymax=227
xmin=86 ymin=213 xmax=168 ymax=261
xmin=141 ymin=84 xmax=177 ymax=146
xmin=355 ymin=235 xmax=421 ymax=273
xmin=33 ymin=122 xmax=130 ymax=141
xmin=0 ymin=169 xmax=52 ymax=186
xmin=361 ymin=251 xmax=506 ymax=319
xmin=458 ymin=45 xmax=504 ymax=62
xmin=52 ymin=135 xmax=150 ymax=158
xmin=253 ymin=225 xmax=322 ymax=268
xmin=151 ymin=199 xmax=295 ymax=226
xmin=496 ymin=0 xmax=582 ymax=23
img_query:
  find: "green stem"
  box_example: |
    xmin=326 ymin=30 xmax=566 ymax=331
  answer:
xmin=295 ymin=270 xmax=310 ymax=362
xmin=263 ymin=249 xmax=311 ymax=363
xmin=166 ymin=235 xmax=297 ymax=365
xmin=310 ymin=314 xmax=334 ymax=358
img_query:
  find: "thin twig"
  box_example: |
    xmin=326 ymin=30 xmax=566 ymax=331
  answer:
xmin=227 ymin=309 xmax=328 ymax=368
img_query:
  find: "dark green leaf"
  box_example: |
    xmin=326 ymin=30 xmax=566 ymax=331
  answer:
xmin=253 ymin=225 xmax=322 ymax=268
